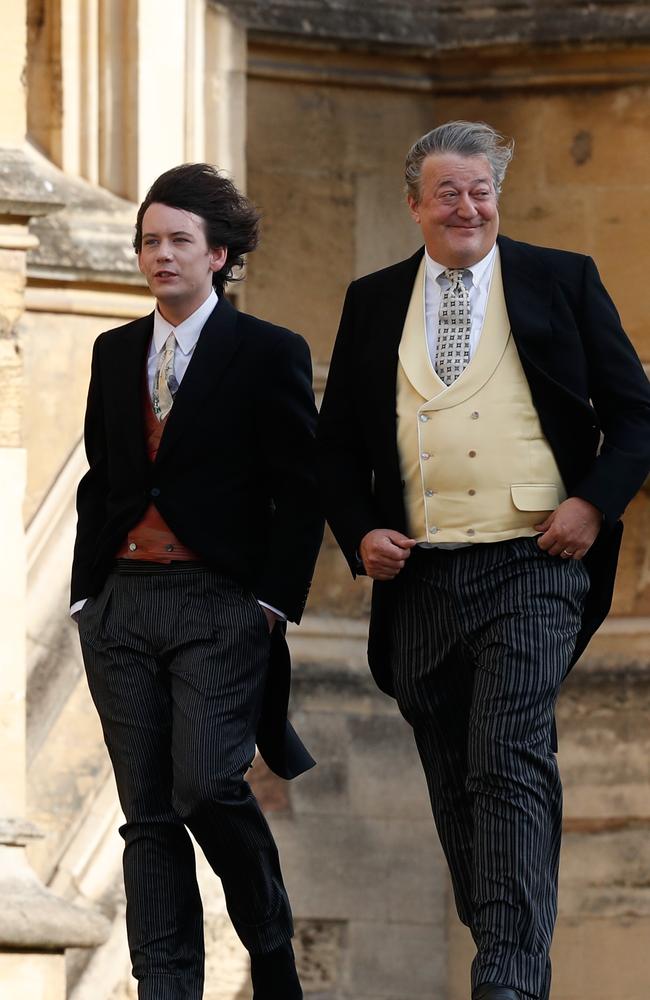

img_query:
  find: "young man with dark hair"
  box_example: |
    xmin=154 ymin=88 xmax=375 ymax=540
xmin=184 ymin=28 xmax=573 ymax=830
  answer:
xmin=71 ymin=163 xmax=323 ymax=999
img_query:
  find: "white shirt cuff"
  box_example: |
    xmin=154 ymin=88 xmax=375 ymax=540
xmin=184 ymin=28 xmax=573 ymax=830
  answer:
xmin=257 ymin=600 xmax=287 ymax=621
xmin=70 ymin=599 xmax=87 ymax=617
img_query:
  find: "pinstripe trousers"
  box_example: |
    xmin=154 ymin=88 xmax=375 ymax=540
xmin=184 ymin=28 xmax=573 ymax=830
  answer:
xmin=78 ymin=561 xmax=294 ymax=1000
xmin=390 ymin=538 xmax=589 ymax=1000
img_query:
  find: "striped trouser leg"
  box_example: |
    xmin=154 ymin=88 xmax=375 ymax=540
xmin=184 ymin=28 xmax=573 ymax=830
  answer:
xmin=391 ymin=538 xmax=589 ymax=1000
xmin=392 ymin=574 xmax=477 ymax=927
xmin=79 ymin=563 xmax=294 ymax=1000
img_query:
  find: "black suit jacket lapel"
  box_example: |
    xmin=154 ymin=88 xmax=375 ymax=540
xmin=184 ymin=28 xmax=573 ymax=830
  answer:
xmin=106 ymin=312 xmax=153 ymax=471
xmin=497 ymin=234 xmax=556 ymax=374
xmin=498 ymin=234 xmax=596 ymax=421
xmin=156 ymin=295 xmax=241 ymax=464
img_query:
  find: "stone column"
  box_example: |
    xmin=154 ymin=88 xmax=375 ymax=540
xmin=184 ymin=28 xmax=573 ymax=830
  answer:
xmin=0 ymin=2 xmax=109 ymax=993
xmin=205 ymin=2 xmax=247 ymax=189
xmin=0 ymin=159 xmax=110 ymax=999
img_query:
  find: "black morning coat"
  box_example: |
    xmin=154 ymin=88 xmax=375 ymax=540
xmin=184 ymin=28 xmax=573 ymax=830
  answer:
xmin=71 ymin=295 xmax=324 ymax=779
xmin=317 ymin=235 xmax=650 ymax=699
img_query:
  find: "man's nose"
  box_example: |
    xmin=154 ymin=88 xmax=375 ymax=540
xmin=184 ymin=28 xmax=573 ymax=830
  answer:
xmin=456 ymin=193 xmax=478 ymax=217
xmin=156 ymin=242 xmax=173 ymax=259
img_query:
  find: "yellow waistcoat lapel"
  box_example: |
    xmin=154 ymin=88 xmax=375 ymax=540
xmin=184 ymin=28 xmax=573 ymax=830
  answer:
xmin=398 ymin=250 xmax=511 ymax=409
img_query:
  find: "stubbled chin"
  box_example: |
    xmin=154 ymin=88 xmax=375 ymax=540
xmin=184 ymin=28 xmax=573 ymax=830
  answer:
xmin=449 ymin=235 xmax=481 ymax=250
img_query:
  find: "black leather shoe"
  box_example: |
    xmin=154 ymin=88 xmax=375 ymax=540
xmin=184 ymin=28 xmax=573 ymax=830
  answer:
xmin=251 ymin=941 xmax=303 ymax=999
xmin=473 ymin=985 xmax=523 ymax=1000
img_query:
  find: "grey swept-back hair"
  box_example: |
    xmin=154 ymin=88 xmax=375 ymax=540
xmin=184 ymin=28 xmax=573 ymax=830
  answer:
xmin=405 ymin=121 xmax=514 ymax=201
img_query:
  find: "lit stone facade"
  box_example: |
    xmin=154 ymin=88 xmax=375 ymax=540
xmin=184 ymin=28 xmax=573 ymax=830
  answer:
xmin=1 ymin=2 xmax=648 ymax=998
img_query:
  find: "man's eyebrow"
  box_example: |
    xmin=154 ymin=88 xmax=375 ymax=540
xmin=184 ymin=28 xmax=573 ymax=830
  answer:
xmin=436 ymin=176 xmax=492 ymax=189
xmin=142 ymin=229 xmax=195 ymax=238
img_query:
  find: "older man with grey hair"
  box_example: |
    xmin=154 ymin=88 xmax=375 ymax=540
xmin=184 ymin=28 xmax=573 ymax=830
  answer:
xmin=318 ymin=121 xmax=650 ymax=1000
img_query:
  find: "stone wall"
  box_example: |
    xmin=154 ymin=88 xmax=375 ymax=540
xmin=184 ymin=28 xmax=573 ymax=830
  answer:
xmin=264 ymin=621 xmax=449 ymax=999
xmin=217 ymin=0 xmax=650 ymax=50
xmin=245 ymin=46 xmax=650 ymax=364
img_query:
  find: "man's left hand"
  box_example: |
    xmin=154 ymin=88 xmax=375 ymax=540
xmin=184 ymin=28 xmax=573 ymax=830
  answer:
xmin=535 ymin=497 xmax=603 ymax=559
xmin=262 ymin=606 xmax=279 ymax=632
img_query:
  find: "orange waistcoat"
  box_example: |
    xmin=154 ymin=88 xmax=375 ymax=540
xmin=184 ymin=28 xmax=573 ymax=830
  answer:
xmin=115 ymin=388 xmax=199 ymax=562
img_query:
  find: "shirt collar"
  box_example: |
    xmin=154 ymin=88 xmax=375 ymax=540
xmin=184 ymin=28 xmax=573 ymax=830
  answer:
xmin=425 ymin=242 xmax=497 ymax=289
xmin=152 ymin=288 xmax=218 ymax=355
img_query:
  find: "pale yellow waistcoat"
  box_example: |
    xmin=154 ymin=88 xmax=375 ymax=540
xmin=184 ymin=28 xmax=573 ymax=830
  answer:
xmin=396 ymin=250 xmax=566 ymax=544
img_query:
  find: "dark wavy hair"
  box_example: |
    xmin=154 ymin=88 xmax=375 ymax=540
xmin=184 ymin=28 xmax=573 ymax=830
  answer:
xmin=133 ymin=163 xmax=260 ymax=295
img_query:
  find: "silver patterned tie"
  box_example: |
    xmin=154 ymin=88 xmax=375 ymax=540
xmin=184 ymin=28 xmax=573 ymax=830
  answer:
xmin=435 ymin=268 xmax=471 ymax=386
xmin=152 ymin=332 xmax=179 ymax=421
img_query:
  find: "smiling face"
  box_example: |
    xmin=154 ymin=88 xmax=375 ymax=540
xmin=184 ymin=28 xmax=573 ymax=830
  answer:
xmin=407 ymin=152 xmax=499 ymax=268
xmin=137 ymin=202 xmax=226 ymax=325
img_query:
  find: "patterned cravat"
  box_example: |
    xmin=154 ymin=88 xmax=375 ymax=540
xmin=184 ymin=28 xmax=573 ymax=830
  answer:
xmin=152 ymin=332 xmax=179 ymax=421
xmin=435 ymin=268 xmax=471 ymax=386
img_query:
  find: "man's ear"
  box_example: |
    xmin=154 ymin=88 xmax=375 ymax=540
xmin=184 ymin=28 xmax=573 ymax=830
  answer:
xmin=407 ymin=194 xmax=421 ymax=225
xmin=208 ymin=247 xmax=228 ymax=271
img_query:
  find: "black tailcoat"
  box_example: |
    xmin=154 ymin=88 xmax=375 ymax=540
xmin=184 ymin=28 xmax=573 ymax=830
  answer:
xmin=318 ymin=235 xmax=650 ymax=696
xmin=72 ymin=295 xmax=324 ymax=777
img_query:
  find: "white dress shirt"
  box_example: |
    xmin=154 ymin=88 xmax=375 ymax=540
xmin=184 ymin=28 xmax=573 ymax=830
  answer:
xmin=72 ymin=289 xmax=285 ymax=621
xmin=424 ymin=243 xmax=497 ymax=370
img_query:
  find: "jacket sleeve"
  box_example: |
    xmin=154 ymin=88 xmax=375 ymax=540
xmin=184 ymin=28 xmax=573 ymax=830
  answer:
xmin=253 ymin=332 xmax=324 ymax=623
xmin=70 ymin=338 xmax=109 ymax=603
xmin=571 ymin=256 xmax=650 ymax=523
xmin=316 ymin=281 xmax=381 ymax=574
